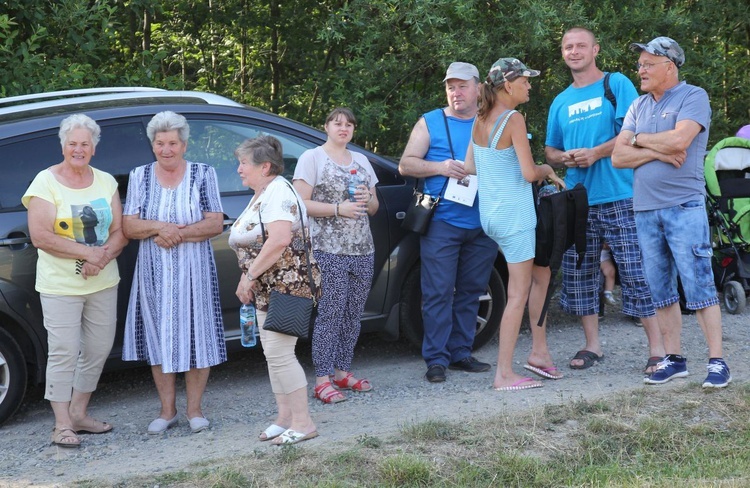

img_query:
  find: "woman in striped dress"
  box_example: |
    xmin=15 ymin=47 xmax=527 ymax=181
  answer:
xmin=465 ymin=58 xmax=564 ymax=391
xmin=122 ymin=111 xmax=226 ymax=434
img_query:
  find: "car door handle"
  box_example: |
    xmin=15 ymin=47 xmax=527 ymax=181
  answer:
xmin=0 ymin=236 xmax=31 ymax=246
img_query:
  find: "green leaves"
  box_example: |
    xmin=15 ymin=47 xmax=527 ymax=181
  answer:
xmin=2 ymin=0 xmax=749 ymax=152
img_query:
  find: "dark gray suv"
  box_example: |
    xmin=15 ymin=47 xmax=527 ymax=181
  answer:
xmin=0 ymin=88 xmax=508 ymax=425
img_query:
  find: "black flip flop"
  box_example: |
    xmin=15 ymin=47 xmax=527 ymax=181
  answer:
xmin=569 ymin=350 xmax=603 ymax=370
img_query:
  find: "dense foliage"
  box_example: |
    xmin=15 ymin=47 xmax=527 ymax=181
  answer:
xmin=2 ymin=0 xmax=748 ymax=157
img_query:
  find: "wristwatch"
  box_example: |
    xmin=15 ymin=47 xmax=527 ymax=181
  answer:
xmin=630 ymin=133 xmax=639 ymax=147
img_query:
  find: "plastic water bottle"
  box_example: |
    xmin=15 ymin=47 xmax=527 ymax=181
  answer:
xmin=239 ymin=303 xmax=257 ymax=347
xmin=348 ymin=169 xmax=362 ymax=202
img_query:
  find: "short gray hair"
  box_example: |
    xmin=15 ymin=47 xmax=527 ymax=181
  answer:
xmin=234 ymin=135 xmax=284 ymax=176
xmin=146 ymin=111 xmax=190 ymax=143
xmin=59 ymin=114 xmax=101 ymax=149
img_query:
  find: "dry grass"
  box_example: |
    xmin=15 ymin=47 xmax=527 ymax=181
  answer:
xmin=78 ymin=383 xmax=750 ymax=487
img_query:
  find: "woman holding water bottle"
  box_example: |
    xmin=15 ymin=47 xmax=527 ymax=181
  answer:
xmin=229 ymin=135 xmax=321 ymax=445
xmin=293 ymin=107 xmax=379 ymax=404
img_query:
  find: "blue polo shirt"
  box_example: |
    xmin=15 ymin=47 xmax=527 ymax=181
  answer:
xmin=622 ymin=81 xmax=711 ymax=211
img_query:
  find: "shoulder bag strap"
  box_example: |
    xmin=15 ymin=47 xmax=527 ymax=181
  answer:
xmin=258 ymin=180 xmax=318 ymax=303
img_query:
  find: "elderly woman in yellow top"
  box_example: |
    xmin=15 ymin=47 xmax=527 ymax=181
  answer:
xmin=122 ymin=111 xmax=226 ymax=435
xmin=22 ymin=114 xmax=128 ymax=448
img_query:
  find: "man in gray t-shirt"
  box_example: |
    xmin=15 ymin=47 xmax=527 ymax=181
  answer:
xmin=612 ymin=36 xmax=731 ymax=390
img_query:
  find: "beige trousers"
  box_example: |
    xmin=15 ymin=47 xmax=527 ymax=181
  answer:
xmin=40 ymin=285 xmax=117 ymax=402
xmin=257 ymin=310 xmax=308 ymax=395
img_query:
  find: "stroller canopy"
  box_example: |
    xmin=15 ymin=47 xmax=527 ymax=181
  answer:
xmin=705 ymin=136 xmax=750 ymax=198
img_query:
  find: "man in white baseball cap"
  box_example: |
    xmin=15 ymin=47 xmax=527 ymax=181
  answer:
xmin=399 ymin=62 xmax=497 ymax=383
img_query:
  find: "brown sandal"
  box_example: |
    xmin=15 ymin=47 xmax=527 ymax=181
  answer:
xmin=51 ymin=427 xmax=81 ymax=448
xmin=313 ymin=382 xmax=347 ymax=404
xmin=72 ymin=417 xmax=113 ymax=434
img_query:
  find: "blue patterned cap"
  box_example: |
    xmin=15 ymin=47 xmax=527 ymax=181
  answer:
xmin=630 ymin=36 xmax=685 ymax=68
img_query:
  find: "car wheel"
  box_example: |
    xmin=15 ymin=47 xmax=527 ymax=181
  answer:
xmin=0 ymin=328 xmax=27 ymax=426
xmin=723 ymin=281 xmax=746 ymax=315
xmin=399 ymin=264 xmax=506 ymax=351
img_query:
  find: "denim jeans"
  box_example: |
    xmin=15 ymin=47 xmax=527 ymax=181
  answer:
xmin=420 ymin=220 xmax=497 ymax=367
xmin=634 ymin=200 xmax=719 ymax=310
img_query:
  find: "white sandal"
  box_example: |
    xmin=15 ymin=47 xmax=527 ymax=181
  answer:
xmin=272 ymin=428 xmax=319 ymax=445
xmin=259 ymin=423 xmax=286 ymax=441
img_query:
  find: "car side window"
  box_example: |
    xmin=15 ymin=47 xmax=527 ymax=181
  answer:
xmin=0 ymin=122 xmax=155 ymax=211
xmin=97 ymin=122 xmax=155 ymax=197
xmin=184 ymin=119 xmax=314 ymax=193
xmin=1 ymin=134 xmax=61 ymax=210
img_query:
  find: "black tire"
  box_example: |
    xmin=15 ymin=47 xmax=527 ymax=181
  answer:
xmin=399 ymin=264 xmax=506 ymax=351
xmin=0 ymin=328 xmax=28 ymax=426
xmin=723 ymin=281 xmax=747 ymax=315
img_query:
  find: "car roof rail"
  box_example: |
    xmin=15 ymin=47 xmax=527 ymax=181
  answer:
xmin=0 ymin=87 xmax=167 ymax=106
xmin=0 ymin=89 xmax=244 ymax=117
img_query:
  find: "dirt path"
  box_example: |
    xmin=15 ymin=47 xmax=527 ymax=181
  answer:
xmin=1 ymin=301 xmax=748 ymax=486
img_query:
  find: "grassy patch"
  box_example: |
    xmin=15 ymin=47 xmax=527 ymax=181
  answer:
xmin=99 ymin=383 xmax=750 ymax=487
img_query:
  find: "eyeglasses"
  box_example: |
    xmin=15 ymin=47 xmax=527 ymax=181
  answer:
xmin=636 ymin=60 xmax=671 ymax=71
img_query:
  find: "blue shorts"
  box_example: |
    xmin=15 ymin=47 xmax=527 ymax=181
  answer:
xmin=561 ymin=198 xmax=655 ymax=317
xmin=488 ymin=228 xmax=535 ymax=264
xmin=634 ymin=200 xmax=719 ymax=310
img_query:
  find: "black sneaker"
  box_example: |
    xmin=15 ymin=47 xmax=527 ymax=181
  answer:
xmin=425 ymin=364 xmax=446 ymax=383
xmin=448 ymin=356 xmax=491 ymax=373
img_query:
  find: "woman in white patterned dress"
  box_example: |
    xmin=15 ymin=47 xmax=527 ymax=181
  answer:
xmin=122 ymin=111 xmax=226 ymax=435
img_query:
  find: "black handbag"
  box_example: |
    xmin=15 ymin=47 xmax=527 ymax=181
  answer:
xmin=265 ymin=289 xmax=316 ymax=340
xmin=401 ymin=111 xmax=454 ymax=235
xmin=258 ymin=181 xmax=318 ymax=340
xmin=401 ymin=186 xmax=444 ymax=235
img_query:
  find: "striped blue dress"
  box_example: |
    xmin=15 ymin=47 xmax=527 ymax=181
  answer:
xmin=122 ymin=162 xmax=227 ymax=373
xmin=473 ymin=110 xmax=537 ymax=261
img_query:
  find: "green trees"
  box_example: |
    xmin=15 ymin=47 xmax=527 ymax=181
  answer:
xmin=2 ymin=0 xmax=748 ymax=155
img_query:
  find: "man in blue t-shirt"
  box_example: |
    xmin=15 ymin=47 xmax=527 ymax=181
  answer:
xmin=545 ymin=27 xmax=665 ymax=374
xmin=613 ymin=36 xmax=730 ymax=389
xmin=399 ymin=62 xmax=497 ymax=383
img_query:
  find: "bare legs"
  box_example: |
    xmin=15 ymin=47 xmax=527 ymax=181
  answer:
xmin=151 ymin=366 xmax=210 ymax=420
xmin=271 ymin=387 xmax=316 ymax=444
xmin=656 ymin=302 xmax=723 ymax=358
xmin=493 ymin=259 xmax=543 ymax=389
xmin=526 ymin=265 xmax=558 ymax=370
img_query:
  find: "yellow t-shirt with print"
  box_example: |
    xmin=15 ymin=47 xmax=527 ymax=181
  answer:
xmin=22 ymin=167 xmax=120 ymax=295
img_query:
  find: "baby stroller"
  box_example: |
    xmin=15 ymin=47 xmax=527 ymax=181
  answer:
xmin=704 ymin=136 xmax=750 ymax=314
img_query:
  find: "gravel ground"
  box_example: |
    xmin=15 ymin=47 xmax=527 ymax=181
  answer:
xmin=1 ymin=294 xmax=748 ymax=487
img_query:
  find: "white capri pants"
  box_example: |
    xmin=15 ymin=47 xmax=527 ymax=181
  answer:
xmin=40 ymin=285 xmax=117 ymax=402
xmin=256 ymin=310 xmax=308 ymax=395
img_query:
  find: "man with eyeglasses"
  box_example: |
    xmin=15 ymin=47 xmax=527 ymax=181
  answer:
xmin=612 ymin=36 xmax=730 ymax=389
xmin=545 ymin=27 xmax=665 ymax=375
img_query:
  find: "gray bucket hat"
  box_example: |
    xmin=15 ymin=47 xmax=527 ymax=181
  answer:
xmin=630 ymin=36 xmax=685 ymax=68
xmin=488 ymin=58 xmax=540 ymax=86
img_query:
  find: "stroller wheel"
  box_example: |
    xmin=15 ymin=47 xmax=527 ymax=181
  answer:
xmin=723 ymin=281 xmax=747 ymax=315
